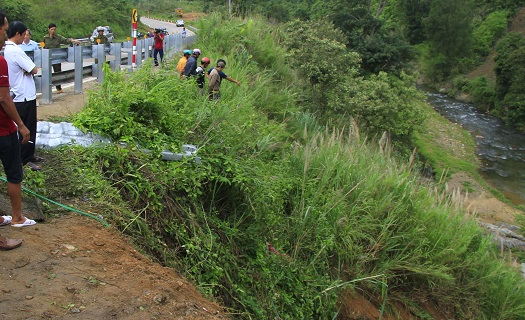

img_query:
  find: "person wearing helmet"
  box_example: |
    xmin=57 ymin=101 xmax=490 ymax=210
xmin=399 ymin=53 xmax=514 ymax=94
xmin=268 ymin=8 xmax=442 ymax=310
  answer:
xmin=207 ymin=59 xmax=241 ymax=101
xmin=183 ymin=48 xmax=201 ymax=78
xmin=177 ymin=49 xmax=192 ymax=78
xmin=93 ymin=27 xmax=108 ymax=45
xmin=195 ymin=57 xmax=211 ymax=94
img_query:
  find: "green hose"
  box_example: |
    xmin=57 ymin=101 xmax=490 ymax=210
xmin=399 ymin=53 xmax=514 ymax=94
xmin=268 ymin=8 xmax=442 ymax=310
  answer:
xmin=0 ymin=176 xmax=110 ymax=227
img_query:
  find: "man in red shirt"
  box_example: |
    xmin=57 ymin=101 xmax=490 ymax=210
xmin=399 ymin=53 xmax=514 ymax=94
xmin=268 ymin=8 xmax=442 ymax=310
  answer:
xmin=153 ymin=28 xmax=165 ymax=66
xmin=0 ymin=10 xmax=36 ymax=238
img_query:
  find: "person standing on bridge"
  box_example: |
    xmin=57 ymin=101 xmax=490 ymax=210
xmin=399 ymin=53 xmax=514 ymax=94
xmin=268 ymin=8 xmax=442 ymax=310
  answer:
xmin=5 ymin=21 xmax=42 ymax=172
xmin=153 ymin=28 xmax=165 ymax=67
xmin=43 ymin=23 xmax=80 ymax=93
xmin=0 ymin=10 xmax=36 ymax=231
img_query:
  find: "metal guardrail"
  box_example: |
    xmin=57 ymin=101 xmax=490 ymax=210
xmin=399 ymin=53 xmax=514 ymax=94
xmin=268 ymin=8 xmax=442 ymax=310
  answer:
xmin=20 ymin=33 xmax=195 ymax=104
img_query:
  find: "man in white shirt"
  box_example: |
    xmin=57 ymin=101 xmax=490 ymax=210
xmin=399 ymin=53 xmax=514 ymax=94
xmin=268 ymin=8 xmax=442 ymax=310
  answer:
xmin=4 ymin=21 xmax=41 ymax=172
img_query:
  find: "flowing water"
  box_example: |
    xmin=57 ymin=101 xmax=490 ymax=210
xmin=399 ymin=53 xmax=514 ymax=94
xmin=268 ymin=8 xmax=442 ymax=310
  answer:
xmin=426 ymin=92 xmax=525 ymax=206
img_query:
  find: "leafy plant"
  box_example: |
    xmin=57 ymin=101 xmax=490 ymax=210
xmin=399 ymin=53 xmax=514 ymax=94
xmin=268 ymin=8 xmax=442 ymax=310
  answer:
xmin=472 ymin=10 xmax=510 ymax=57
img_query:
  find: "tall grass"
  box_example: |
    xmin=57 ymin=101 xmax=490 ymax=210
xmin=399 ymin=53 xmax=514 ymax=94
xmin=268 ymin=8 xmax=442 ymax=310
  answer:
xmin=68 ymin=12 xmax=525 ymax=319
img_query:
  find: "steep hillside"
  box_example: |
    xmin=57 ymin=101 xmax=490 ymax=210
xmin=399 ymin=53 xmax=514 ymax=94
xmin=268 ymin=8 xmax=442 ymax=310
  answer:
xmin=467 ymin=7 xmax=525 ymax=83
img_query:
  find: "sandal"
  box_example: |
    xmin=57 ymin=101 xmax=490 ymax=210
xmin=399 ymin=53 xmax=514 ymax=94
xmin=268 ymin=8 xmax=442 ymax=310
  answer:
xmin=26 ymin=162 xmax=41 ymax=171
xmin=30 ymin=156 xmax=45 ymax=162
xmin=11 ymin=218 xmax=36 ymax=228
xmin=0 ymin=216 xmax=12 ymax=226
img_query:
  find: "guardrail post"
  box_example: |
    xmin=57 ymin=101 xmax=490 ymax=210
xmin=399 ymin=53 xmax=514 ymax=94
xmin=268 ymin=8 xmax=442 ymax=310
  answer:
xmin=40 ymin=49 xmax=52 ymax=104
xmin=144 ymin=38 xmax=151 ymax=61
xmin=33 ymin=49 xmax=42 ymax=94
xmin=74 ymin=45 xmax=83 ymax=93
xmin=110 ymin=42 xmax=122 ymax=71
xmin=136 ymin=39 xmax=143 ymax=67
xmin=164 ymin=35 xmax=171 ymax=58
xmin=122 ymin=41 xmax=132 ymax=71
xmin=95 ymin=44 xmax=105 ymax=83
xmin=166 ymin=34 xmax=179 ymax=58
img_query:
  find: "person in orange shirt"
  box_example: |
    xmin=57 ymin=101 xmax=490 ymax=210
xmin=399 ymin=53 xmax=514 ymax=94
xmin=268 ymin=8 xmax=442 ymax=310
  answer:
xmin=176 ymin=50 xmax=192 ymax=78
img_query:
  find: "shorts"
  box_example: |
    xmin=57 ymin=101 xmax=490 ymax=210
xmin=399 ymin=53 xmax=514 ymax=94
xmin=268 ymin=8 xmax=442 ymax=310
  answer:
xmin=0 ymin=132 xmax=23 ymax=183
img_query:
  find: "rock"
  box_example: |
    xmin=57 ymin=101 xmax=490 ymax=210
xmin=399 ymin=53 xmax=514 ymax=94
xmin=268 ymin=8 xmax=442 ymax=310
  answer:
xmin=66 ymin=286 xmax=78 ymax=294
xmin=479 ymin=221 xmax=525 ymax=250
xmin=153 ymin=294 xmax=167 ymax=304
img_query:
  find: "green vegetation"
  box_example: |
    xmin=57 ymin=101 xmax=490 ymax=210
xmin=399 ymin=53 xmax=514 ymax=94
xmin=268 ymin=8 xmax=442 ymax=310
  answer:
xmin=493 ymin=32 xmax=525 ymax=129
xmin=199 ymin=0 xmax=525 ymax=129
xmin=413 ymin=102 xmax=479 ymax=179
xmin=45 ymin=12 xmax=524 ymax=319
xmin=4 ymin=0 xmax=525 ymax=317
xmin=0 ymin=0 xmax=133 ymax=41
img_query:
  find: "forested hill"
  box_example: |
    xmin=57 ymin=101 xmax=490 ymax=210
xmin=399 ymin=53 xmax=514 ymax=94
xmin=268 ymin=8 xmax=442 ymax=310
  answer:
xmin=467 ymin=7 xmax=525 ymax=95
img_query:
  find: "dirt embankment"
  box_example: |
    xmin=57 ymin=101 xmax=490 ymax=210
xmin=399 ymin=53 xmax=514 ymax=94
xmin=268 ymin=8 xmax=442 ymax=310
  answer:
xmin=467 ymin=7 xmax=525 ymax=82
xmin=0 ymin=81 xmax=225 ymax=319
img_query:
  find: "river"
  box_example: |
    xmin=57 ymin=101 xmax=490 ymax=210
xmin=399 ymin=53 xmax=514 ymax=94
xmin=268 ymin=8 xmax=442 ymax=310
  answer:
xmin=426 ymin=92 xmax=525 ymax=206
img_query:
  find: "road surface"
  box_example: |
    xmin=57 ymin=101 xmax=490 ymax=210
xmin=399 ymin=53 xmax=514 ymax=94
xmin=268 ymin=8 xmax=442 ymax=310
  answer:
xmin=140 ymin=17 xmax=194 ymax=36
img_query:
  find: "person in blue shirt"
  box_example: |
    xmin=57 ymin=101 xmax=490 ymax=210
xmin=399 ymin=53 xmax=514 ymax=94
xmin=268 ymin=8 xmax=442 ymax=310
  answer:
xmin=19 ymin=29 xmax=39 ymax=52
xmin=207 ymin=59 xmax=241 ymax=85
xmin=207 ymin=59 xmax=241 ymax=101
xmin=183 ymin=48 xmax=201 ymax=78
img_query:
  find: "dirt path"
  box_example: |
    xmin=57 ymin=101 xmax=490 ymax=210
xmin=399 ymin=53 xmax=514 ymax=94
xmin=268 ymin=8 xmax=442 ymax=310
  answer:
xmin=0 ymin=216 xmax=222 ymax=319
xmin=446 ymin=172 xmax=522 ymax=224
xmin=36 ymin=80 xmax=95 ymax=120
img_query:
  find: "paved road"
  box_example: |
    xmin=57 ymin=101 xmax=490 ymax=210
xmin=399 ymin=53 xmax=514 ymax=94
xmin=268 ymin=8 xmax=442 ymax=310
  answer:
xmin=140 ymin=17 xmax=193 ymax=36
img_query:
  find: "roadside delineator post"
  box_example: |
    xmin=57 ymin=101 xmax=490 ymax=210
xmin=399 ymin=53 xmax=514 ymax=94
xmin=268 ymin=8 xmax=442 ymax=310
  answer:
xmin=131 ymin=8 xmax=138 ymax=70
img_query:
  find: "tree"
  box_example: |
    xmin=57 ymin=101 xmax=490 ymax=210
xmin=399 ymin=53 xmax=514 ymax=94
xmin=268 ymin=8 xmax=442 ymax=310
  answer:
xmin=0 ymin=0 xmax=33 ymax=24
xmin=494 ymin=32 xmax=525 ymax=129
xmin=282 ymin=19 xmax=361 ymax=115
xmin=424 ymin=0 xmax=475 ymax=78
xmin=392 ymin=0 xmax=431 ymax=44
xmin=324 ymin=0 xmax=415 ymax=74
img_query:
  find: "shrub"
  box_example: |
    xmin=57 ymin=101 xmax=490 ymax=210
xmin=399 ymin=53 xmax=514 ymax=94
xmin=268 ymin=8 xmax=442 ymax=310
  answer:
xmin=473 ymin=10 xmax=510 ymax=57
xmin=468 ymin=76 xmax=496 ymax=110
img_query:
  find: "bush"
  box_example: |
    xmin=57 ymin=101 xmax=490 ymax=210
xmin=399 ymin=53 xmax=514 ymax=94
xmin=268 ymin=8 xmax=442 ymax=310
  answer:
xmin=494 ymin=32 xmax=525 ymax=129
xmin=473 ymin=10 xmax=510 ymax=57
xmin=468 ymin=76 xmax=496 ymax=110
